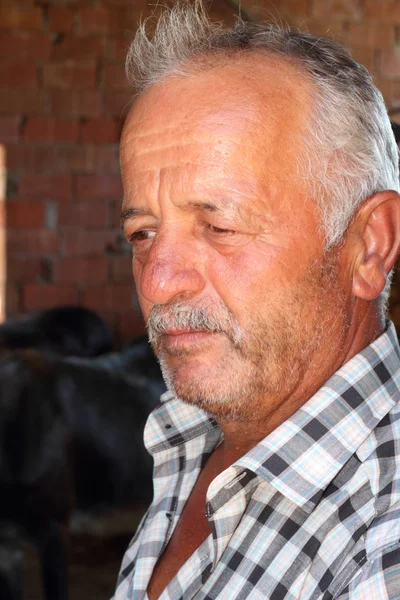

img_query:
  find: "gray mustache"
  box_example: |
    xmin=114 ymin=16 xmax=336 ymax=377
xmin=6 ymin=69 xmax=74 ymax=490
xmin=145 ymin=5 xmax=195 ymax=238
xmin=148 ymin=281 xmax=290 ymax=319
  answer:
xmin=147 ymin=302 xmax=243 ymax=345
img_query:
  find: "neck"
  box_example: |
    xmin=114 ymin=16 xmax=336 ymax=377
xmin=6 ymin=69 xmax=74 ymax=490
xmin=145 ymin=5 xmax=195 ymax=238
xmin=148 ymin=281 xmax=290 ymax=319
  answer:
xmin=215 ymin=303 xmax=384 ymax=468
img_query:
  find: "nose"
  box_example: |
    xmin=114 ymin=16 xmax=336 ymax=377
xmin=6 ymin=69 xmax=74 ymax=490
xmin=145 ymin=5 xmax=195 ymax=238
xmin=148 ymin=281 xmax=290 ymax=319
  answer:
xmin=137 ymin=230 xmax=206 ymax=306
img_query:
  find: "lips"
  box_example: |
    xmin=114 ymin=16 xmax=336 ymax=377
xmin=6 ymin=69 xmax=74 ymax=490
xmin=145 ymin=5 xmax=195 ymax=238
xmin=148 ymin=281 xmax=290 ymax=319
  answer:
xmin=161 ymin=329 xmax=216 ymax=350
xmin=164 ymin=329 xmax=208 ymax=336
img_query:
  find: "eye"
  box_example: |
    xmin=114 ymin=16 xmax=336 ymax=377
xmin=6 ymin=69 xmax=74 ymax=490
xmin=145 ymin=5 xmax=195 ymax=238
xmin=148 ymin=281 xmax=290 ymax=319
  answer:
xmin=202 ymin=221 xmax=252 ymax=250
xmin=207 ymin=224 xmax=236 ymax=235
xmin=129 ymin=230 xmax=156 ymax=244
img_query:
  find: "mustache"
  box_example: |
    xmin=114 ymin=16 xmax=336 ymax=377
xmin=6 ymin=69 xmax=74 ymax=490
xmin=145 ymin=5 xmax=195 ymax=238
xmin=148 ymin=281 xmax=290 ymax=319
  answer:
xmin=147 ymin=302 xmax=243 ymax=346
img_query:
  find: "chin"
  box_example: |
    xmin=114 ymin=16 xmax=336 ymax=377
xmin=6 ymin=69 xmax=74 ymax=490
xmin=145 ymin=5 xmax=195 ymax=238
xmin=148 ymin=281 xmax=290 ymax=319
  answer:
xmin=158 ymin=353 xmax=260 ymax=421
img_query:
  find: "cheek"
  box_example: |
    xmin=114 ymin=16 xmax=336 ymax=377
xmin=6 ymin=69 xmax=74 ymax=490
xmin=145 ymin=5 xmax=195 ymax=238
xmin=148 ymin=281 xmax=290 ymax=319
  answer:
xmin=133 ymin=259 xmax=151 ymax=317
xmin=209 ymin=246 xmax=301 ymax=320
xmin=209 ymin=252 xmax=272 ymax=309
xmin=132 ymin=256 xmax=141 ymax=284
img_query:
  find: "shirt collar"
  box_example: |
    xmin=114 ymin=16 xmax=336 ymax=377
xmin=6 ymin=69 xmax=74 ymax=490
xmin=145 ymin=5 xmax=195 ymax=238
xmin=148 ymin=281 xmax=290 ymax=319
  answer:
xmin=237 ymin=322 xmax=400 ymax=512
xmin=144 ymin=322 xmax=400 ymax=513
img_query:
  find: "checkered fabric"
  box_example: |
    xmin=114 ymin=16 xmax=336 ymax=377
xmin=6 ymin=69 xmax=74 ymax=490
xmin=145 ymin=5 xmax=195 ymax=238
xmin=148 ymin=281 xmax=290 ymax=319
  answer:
xmin=114 ymin=322 xmax=400 ymax=600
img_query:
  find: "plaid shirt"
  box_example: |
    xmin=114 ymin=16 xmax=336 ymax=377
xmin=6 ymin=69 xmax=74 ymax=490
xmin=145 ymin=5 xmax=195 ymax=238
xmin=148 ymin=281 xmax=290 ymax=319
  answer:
xmin=115 ymin=322 xmax=400 ymax=600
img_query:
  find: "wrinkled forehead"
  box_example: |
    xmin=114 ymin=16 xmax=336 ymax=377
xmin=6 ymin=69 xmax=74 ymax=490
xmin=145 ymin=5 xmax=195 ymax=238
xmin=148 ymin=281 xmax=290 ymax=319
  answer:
xmin=120 ymin=57 xmax=315 ymax=207
xmin=122 ymin=55 xmax=313 ymax=152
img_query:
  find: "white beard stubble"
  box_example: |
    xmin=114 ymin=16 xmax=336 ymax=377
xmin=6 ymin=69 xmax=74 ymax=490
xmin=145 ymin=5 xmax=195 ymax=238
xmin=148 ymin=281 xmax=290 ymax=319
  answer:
xmin=147 ymin=252 xmax=349 ymax=422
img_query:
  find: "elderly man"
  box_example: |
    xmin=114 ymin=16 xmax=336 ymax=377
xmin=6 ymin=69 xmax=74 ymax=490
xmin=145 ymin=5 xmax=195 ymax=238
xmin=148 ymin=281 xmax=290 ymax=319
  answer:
xmin=115 ymin=2 xmax=400 ymax=598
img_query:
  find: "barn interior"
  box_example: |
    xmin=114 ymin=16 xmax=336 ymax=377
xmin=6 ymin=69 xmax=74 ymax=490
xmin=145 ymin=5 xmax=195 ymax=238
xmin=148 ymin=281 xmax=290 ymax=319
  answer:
xmin=2 ymin=0 xmax=400 ymax=598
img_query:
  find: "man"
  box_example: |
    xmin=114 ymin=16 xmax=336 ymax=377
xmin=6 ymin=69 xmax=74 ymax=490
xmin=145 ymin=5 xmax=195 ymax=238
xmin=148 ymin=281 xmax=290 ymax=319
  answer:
xmin=115 ymin=2 xmax=400 ymax=598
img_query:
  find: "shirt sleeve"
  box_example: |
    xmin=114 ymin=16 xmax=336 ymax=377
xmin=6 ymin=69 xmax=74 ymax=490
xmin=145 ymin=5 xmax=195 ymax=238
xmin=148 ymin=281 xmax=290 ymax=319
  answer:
xmin=336 ymin=543 xmax=400 ymax=600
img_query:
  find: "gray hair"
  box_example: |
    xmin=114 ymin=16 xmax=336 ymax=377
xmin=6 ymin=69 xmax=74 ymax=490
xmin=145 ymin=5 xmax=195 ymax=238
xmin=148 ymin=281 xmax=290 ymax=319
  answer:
xmin=125 ymin=1 xmax=399 ymax=304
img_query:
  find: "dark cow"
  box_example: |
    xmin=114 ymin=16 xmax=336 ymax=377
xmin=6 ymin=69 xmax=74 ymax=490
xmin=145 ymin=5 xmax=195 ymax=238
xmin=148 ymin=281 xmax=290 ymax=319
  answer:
xmin=0 ymin=306 xmax=113 ymax=358
xmin=0 ymin=339 xmax=165 ymax=600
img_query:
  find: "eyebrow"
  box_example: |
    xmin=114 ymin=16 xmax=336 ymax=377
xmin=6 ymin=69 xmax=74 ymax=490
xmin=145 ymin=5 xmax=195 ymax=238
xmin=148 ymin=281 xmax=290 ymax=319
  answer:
xmin=120 ymin=200 xmax=229 ymax=231
xmin=120 ymin=206 xmax=150 ymax=230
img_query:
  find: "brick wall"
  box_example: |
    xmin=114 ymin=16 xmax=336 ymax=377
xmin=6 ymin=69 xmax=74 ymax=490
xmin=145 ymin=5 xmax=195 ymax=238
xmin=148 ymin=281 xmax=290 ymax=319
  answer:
xmin=0 ymin=0 xmax=233 ymax=343
xmin=1 ymin=0 xmax=400 ymax=342
xmin=241 ymin=0 xmax=400 ymax=329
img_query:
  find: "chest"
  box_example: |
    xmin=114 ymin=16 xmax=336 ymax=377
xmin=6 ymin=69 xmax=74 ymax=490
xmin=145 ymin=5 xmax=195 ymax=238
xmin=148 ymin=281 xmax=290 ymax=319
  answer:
xmin=147 ymin=453 xmax=222 ymax=600
xmin=143 ymin=481 xmax=375 ymax=600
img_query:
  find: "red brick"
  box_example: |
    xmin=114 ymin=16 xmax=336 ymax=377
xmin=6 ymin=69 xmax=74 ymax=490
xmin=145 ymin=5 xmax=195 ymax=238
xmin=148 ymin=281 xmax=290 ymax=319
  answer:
xmin=51 ymin=36 xmax=106 ymax=61
xmin=6 ymin=145 xmax=49 ymax=172
xmin=373 ymin=77 xmax=394 ymax=106
xmin=111 ymin=256 xmax=132 ymax=282
xmin=87 ymin=146 xmax=121 ymax=173
xmin=0 ymin=62 xmax=37 ymax=86
xmin=116 ymin=311 xmax=146 ymax=341
xmin=77 ymin=174 xmax=123 ymax=200
xmin=6 ymin=283 xmax=20 ymax=314
xmin=102 ymin=64 xmax=129 ymax=89
xmin=104 ymin=89 xmax=132 ymax=117
xmin=389 ymin=278 xmax=400 ymax=303
xmin=0 ymin=7 xmax=43 ymax=31
xmin=79 ymin=9 xmax=110 ymax=35
xmin=19 ymin=175 xmax=72 ymax=201
xmin=276 ymin=0 xmax=310 ymax=17
xmin=23 ymin=284 xmax=77 ymax=311
xmin=65 ymin=146 xmax=121 ymax=173
xmin=62 ymin=230 xmax=119 ymax=256
xmin=365 ymin=1 xmax=400 ymax=22
xmin=108 ymin=9 xmax=141 ymax=35
xmin=54 ymin=256 xmax=109 ymax=284
xmin=101 ymin=0 xmax=148 ymax=5
xmin=9 ymin=145 xmax=80 ymax=174
xmin=7 ymin=258 xmax=46 ymax=283
xmin=49 ymin=8 xmax=74 ymax=34
xmin=0 ymin=116 xmax=21 ymax=143
xmin=108 ymin=37 xmax=129 ymax=61
xmin=390 ymin=81 xmax=400 ymax=109
xmin=79 ymin=118 xmax=120 ymax=144
xmin=7 ymin=230 xmax=58 ymax=256
xmin=58 ymin=201 xmax=109 ymax=228
xmin=7 ymin=201 xmax=45 ymax=229
xmin=0 ymin=33 xmax=51 ymax=60
xmin=298 ymin=18 xmax=346 ymax=40
xmin=49 ymin=89 xmax=103 ymax=118
xmin=390 ymin=303 xmax=400 ymax=331
xmin=381 ymin=47 xmax=400 ymax=78
xmin=0 ymin=87 xmax=46 ymax=115
xmin=10 ymin=145 xmax=120 ymax=175
xmin=43 ymin=63 xmax=96 ymax=89
xmin=312 ymin=0 xmax=363 ymax=19
xmin=349 ymin=47 xmax=378 ymax=74
xmin=23 ymin=117 xmax=79 ymax=143
xmin=112 ymin=199 xmax=123 ymax=228
xmin=348 ymin=23 xmax=396 ymax=50
xmin=82 ymin=284 xmax=134 ymax=310
xmin=0 ymin=202 xmax=5 ymax=227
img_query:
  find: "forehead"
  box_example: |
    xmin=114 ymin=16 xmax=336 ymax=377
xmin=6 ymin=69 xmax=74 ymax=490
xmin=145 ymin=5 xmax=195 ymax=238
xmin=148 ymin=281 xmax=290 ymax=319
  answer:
xmin=120 ymin=56 xmax=314 ymax=204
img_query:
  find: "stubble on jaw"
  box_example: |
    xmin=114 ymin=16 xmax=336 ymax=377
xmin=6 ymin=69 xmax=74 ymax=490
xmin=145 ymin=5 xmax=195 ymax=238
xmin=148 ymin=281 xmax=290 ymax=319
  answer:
xmin=147 ymin=248 xmax=349 ymax=423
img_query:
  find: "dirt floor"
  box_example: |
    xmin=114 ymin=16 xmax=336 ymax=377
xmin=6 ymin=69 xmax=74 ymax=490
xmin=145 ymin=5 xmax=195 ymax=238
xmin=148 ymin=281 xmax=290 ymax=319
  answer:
xmin=23 ymin=507 xmax=147 ymax=600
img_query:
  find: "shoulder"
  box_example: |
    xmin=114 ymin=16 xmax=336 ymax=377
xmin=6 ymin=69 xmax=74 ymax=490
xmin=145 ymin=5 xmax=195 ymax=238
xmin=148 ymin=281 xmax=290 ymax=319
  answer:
xmin=336 ymin=541 xmax=400 ymax=599
xmin=335 ymin=500 xmax=400 ymax=599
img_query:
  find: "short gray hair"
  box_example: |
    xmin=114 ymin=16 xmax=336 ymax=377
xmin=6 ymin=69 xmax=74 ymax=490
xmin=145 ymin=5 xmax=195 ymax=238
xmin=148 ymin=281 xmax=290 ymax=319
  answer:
xmin=126 ymin=1 xmax=399 ymax=301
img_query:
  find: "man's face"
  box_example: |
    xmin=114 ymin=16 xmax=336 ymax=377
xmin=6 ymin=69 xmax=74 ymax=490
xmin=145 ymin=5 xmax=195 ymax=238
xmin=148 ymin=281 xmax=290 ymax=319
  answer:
xmin=121 ymin=58 xmax=352 ymax=422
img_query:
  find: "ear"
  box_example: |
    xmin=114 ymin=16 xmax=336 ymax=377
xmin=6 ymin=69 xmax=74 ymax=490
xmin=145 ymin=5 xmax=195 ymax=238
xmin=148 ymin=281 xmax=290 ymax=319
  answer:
xmin=352 ymin=191 xmax=400 ymax=301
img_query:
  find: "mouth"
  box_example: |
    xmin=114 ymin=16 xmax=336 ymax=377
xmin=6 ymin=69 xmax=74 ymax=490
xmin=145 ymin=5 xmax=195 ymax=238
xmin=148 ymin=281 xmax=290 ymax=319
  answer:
xmin=161 ymin=329 xmax=218 ymax=351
